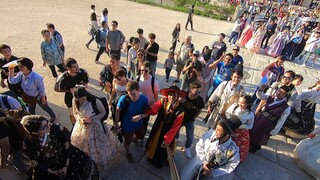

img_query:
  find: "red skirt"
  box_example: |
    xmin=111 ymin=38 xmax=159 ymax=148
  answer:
xmin=232 ymin=129 xmax=250 ymax=162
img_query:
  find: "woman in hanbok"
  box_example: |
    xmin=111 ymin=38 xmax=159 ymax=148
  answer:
xmin=225 ymin=95 xmax=254 ymax=162
xmin=284 ymin=80 xmax=320 ymax=136
xmin=21 ymin=115 xmax=99 ymax=179
xmin=71 ymin=86 xmax=117 ymax=171
xmin=180 ymin=116 xmax=241 ymax=180
xmin=237 ymin=23 xmax=253 ymax=47
xmin=245 ymin=23 xmax=266 ymax=53
xmin=281 ymin=29 xmax=304 ymax=61
xmin=143 ymin=86 xmax=186 ymax=168
xmin=267 ymin=26 xmax=291 ymax=57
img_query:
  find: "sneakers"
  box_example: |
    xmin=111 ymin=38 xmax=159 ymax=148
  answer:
xmin=166 ymin=79 xmax=169 ymax=82
xmin=185 ymin=148 xmax=192 ymax=159
xmin=126 ymin=153 xmax=134 ymax=164
xmin=174 ymin=79 xmax=180 ymax=83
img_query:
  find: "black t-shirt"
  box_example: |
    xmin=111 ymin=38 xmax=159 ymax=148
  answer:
xmin=182 ymin=94 xmax=205 ymax=123
xmin=144 ymin=42 xmax=159 ymax=62
xmin=57 ymin=68 xmax=89 ymax=91
xmin=211 ymin=41 xmax=227 ymax=60
xmin=0 ymin=55 xmax=19 ymax=79
xmin=55 ymin=68 xmax=89 ymax=107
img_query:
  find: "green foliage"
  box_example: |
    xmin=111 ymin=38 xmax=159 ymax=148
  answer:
xmin=129 ymin=0 xmax=236 ymax=21
xmin=173 ymin=0 xmax=188 ymax=6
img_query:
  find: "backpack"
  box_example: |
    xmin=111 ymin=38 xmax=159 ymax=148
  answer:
xmin=1 ymin=91 xmax=27 ymax=110
xmin=95 ymin=29 xmax=103 ymax=44
xmin=111 ymin=92 xmax=129 ymax=121
xmin=136 ymin=75 xmax=155 ymax=94
xmin=90 ymin=95 xmax=109 ymax=134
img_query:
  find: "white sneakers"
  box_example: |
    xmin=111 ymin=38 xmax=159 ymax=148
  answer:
xmin=185 ymin=148 xmax=192 ymax=159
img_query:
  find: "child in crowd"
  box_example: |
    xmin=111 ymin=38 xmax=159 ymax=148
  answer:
xmin=164 ymin=51 xmax=175 ymax=82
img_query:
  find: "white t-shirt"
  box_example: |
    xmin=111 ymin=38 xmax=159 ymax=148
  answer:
xmin=127 ymin=47 xmax=137 ymax=69
xmin=138 ymin=75 xmax=159 ymax=104
xmin=100 ymin=14 xmax=108 ymax=25
xmin=0 ymin=95 xmax=21 ymax=110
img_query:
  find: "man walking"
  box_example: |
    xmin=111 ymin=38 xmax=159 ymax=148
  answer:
xmin=114 ymin=81 xmax=149 ymax=163
xmin=95 ymin=21 xmax=108 ymax=63
xmin=106 ymin=20 xmax=126 ymax=59
xmin=46 ymin=23 xmax=65 ymax=56
xmin=185 ymin=5 xmax=194 ymax=30
xmin=54 ymin=58 xmax=89 ymax=125
xmin=144 ymin=33 xmax=159 ymax=77
xmin=177 ymin=82 xmax=204 ymax=158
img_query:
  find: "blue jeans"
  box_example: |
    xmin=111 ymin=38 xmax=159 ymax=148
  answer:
xmin=228 ymin=31 xmax=239 ymax=44
xmin=176 ymin=122 xmax=195 ymax=148
xmin=28 ymin=99 xmax=56 ymax=119
xmin=206 ymin=84 xmax=217 ymax=102
xmin=149 ymin=61 xmax=157 ymax=77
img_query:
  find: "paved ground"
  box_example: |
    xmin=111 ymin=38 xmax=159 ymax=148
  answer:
xmin=0 ymin=0 xmax=319 ymax=179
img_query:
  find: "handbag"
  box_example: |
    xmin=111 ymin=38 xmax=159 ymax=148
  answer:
xmin=22 ymin=93 xmax=38 ymax=105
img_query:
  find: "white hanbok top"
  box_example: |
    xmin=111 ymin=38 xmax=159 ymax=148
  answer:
xmin=225 ymin=103 xmax=254 ymax=130
xmin=180 ymin=129 xmax=240 ymax=180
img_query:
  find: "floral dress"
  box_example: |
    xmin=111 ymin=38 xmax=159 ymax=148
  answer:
xmin=71 ymin=98 xmax=117 ymax=171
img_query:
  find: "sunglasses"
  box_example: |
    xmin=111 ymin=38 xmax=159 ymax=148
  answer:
xmin=140 ymin=69 xmax=149 ymax=73
xmin=283 ymin=76 xmax=291 ymax=80
xmin=137 ymin=54 xmax=144 ymax=57
xmin=116 ymin=76 xmax=122 ymax=80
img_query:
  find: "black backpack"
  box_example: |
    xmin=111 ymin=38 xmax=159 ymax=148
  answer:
xmin=91 ymin=95 xmax=109 ymax=134
xmin=95 ymin=30 xmax=102 ymax=44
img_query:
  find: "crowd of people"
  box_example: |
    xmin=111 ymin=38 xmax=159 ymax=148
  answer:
xmin=0 ymin=1 xmax=320 ymax=180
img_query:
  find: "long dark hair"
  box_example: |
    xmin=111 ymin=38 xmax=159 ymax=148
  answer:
xmin=172 ymin=23 xmax=181 ymax=36
xmin=233 ymin=95 xmax=252 ymax=113
xmin=73 ymin=86 xmax=96 ymax=110
xmin=90 ymin=12 xmax=97 ymax=21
